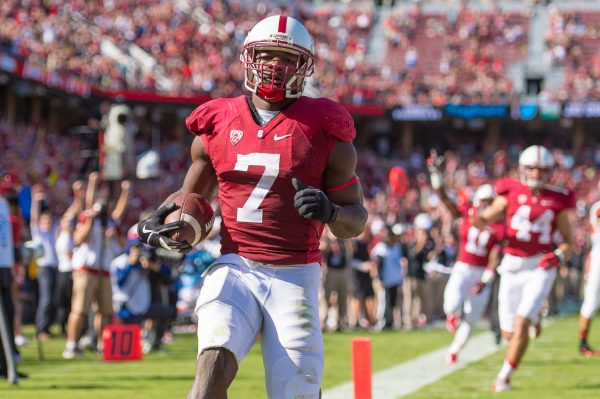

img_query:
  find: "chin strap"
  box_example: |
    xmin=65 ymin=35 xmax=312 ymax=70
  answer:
xmin=256 ymin=86 xmax=285 ymax=102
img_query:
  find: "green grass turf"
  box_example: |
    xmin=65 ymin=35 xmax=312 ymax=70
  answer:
xmin=405 ymin=314 xmax=600 ymax=399
xmin=5 ymin=317 xmax=597 ymax=399
xmin=0 ymin=326 xmax=453 ymax=398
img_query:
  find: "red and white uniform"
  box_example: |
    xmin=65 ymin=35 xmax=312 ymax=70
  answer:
xmin=496 ymin=177 xmax=574 ymax=258
xmin=495 ymin=177 xmax=575 ymax=332
xmin=186 ymin=95 xmax=355 ymax=397
xmin=444 ymin=203 xmax=504 ymax=321
xmin=186 ymin=95 xmax=355 ymax=266
xmin=581 ymin=201 xmax=600 ymax=319
xmin=456 ymin=204 xmax=505 ymax=268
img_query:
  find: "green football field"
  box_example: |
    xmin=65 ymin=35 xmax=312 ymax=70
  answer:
xmin=1 ymin=315 xmax=598 ymax=398
xmin=405 ymin=314 xmax=600 ymax=399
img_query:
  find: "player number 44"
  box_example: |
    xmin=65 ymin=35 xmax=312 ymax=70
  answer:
xmin=510 ymin=205 xmax=554 ymax=244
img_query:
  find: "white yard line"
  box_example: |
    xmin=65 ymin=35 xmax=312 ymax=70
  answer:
xmin=322 ymin=332 xmax=503 ymax=399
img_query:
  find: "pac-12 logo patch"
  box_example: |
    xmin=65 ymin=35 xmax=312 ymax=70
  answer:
xmin=230 ymin=129 xmax=243 ymax=146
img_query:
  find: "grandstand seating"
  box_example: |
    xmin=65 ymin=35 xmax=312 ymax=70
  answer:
xmin=0 ymin=0 xmax=529 ymax=105
xmin=2 ymin=1 xmax=600 ymax=104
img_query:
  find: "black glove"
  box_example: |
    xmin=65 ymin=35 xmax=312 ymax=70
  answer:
xmin=137 ymin=203 xmax=193 ymax=253
xmin=292 ymin=178 xmax=338 ymax=224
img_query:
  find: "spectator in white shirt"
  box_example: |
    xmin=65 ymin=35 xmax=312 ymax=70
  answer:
xmin=30 ymin=185 xmax=59 ymax=341
xmin=63 ymin=180 xmax=130 ymax=358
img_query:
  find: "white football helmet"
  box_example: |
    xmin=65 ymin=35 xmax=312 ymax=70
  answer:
xmin=241 ymin=15 xmax=315 ymax=102
xmin=473 ymin=184 xmax=495 ymax=207
xmin=518 ymin=145 xmax=555 ymax=190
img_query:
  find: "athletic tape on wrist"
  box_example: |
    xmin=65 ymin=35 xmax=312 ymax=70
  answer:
xmin=481 ymin=269 xmax=495 ymax=285
xmin=554 ymin=248 xmax=565 ymax=262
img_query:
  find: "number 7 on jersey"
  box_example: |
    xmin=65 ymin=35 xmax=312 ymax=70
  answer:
xmin=234 ymin=153 xmax=281 ymax=223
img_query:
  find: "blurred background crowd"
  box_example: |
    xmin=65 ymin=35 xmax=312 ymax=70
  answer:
xmin=2 ymin=0 xmax=600 ymax=105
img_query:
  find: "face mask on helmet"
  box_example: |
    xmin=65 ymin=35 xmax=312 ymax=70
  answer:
xmin=241 ymin=15 xmax=315 ymax=102
xmin=520 ymin=166 xmax=553 ymax=190
xmin=518 ymin=145 xmax=555 ymax=190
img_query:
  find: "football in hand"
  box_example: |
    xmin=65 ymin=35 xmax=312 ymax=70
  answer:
xmin=164 ymin=193 xmax=215 ymax=246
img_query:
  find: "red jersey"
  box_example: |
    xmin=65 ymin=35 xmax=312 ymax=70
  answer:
xmin=186 ymin=95 xmax=356 ymax=265
xmin=456 ymin=204 xmax=504 ymax=267
xmin=495 ymin=177 xmax=575 ymax=257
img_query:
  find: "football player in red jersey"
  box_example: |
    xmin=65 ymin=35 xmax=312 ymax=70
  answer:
xmin=472 ymin=145 xmax=574 ymax=392
xmin=428 ymin=155 xmax=504 ymax=366
xmin=137 ymin=15 xmax=367 ymax=399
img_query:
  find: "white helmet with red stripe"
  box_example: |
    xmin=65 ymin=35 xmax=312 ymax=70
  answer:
xmin=241 ymin=15 xmax=315 ymax=102
xmin=473 ymin=184 xmax=495 ymax=207
xmin=518 ymin=145 xmax=555 ymax=189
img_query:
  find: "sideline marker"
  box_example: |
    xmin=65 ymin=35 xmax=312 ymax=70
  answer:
xmin=102 ymin=324 xmax=143 ymax=361
xmin=352 ymin=337 xmax=372 ymax=399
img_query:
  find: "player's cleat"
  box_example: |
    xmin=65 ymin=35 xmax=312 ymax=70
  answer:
xmin=446 ymin=314 xmax=459 ymax=333
xmin=492 ymin=377 xmax=511 ymax=393
xmin=62 ymin=347 xmax=83 ymax=360
xmin=446 ymin=352 xmax=457 ymax=366
xmin=579 ymin=341 xmax=600 ymax=357
xmin=14 ymin=335 xmax=29 ymax=347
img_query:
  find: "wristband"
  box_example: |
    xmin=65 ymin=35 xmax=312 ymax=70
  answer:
xmin=554 ymin=249 xmax=565 ymax=263
xmin=481 ymin=269 xmax=495 ymax=285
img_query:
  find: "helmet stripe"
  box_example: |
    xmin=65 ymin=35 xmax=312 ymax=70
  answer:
xmin=278 ymin=15 xmax=288 ymax=33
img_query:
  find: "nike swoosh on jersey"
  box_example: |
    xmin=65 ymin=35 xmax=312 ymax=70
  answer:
xmin=273 ymin=133 xmax=293 ymax=141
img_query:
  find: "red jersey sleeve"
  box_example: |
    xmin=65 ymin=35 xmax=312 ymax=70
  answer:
xmin=494 ymin=177 xmax=514 ymax=197
xmin=319 ymin=99 xmax=356 ymax=143
xmin=185 ymin=99 xmax=224 ymax=137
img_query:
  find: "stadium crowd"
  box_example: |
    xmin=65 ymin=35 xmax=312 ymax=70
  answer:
xmin=0 ymin=0 xmax=377 ymax=102
xmin=544 ymin=6 xmax=600 ymax=101
xmin=0 ymin=0 xmax=544 ymax=106
xmin=6 ymin=1 xmax=600 ymax=106
xmin=382 ymin=4 xmax=527 ymax=105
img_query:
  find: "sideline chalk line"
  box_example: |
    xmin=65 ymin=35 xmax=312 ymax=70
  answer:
xmin=323 ymin=332 xmax=503 ymax=399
